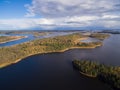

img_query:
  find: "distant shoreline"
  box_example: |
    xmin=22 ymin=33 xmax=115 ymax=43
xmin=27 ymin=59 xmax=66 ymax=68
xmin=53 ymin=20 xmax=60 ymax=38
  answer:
xmin=0 ymin=36 xmax=28 ymax=44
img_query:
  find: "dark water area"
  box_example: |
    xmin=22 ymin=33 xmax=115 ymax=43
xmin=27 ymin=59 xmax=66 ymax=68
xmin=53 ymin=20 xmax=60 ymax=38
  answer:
xmin=0 ymin=34 xmax=120 ymax=90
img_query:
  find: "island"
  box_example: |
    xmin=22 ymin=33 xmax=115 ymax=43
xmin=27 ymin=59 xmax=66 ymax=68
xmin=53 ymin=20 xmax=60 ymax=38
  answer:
xmin=72 ymin=60 xmax=120 ymax=89
xmin=0 ymin=32 xmax=110 ymax=68
xmin=0 ymin=36 xmax=27 ymax=44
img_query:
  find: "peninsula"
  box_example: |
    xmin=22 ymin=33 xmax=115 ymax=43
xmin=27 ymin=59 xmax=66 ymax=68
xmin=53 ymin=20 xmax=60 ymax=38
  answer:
xmin=0 ymin=36 xmax=27 ymax=44
xmin=0 ymin=33 xmax=109 ymax=68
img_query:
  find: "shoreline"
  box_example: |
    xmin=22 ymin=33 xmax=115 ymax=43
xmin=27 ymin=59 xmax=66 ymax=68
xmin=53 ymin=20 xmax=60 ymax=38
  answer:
xmin=0 ymin=45 xmax=101 ymax=69
xmin=79 ymin=71 xmax=97 ymax=78
xmin=0 ymin=36 xmax=28 ymax=44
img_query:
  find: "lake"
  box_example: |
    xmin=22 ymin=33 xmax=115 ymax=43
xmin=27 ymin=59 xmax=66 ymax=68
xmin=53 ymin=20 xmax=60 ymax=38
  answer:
xmin=0 ymin=34 xmax=120 ymax=90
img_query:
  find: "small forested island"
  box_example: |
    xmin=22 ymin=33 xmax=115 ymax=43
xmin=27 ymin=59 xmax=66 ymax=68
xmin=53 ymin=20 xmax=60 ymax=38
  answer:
xmin=0 ymin=33 xmax=109 ymax=68
xmin=0 ymin=36 xmax=27 ymax=44
xmin=72 ymin=60 xmax=120 ymax=89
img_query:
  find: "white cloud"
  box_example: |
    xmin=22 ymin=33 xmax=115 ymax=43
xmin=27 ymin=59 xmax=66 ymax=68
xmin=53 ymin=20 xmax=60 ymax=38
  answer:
xmin=25 ymin=0 xmax=120 ymax=18
xmin=0 ymin=18 xmax=53 ymax=30
xmin=0 ymin=15 xmax=120 ymax=30
xmin=66 ymin=16 xmax=99 ymax=22
xmin=102 ymin=15 xmax=120 ymax=19
xmin=98 ymin=20 xmax=120 ymax=28
xmin=24 ymin=4 xmax=36 ymax=17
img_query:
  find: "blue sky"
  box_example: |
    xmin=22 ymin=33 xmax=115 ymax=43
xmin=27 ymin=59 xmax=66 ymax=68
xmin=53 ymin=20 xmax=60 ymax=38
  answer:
xmin=0 ymin=0 xmax=120 ymax=30
xmin=0 ymin=0 xmax=31 ymax=19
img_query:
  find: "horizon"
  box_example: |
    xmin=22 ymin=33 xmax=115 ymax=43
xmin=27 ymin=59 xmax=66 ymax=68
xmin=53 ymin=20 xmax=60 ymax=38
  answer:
xmin=0 ymin=0 xmax=120 ymax=30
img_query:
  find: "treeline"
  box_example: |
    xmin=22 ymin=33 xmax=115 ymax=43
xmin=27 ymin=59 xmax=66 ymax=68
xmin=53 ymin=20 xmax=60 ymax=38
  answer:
xmin=72 ymin=60 xmax=120 ymax=89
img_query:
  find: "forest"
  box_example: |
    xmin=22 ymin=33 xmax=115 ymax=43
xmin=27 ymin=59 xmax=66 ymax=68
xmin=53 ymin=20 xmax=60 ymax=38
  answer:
xmin=72 ymin=60 xmax=120 ymax=89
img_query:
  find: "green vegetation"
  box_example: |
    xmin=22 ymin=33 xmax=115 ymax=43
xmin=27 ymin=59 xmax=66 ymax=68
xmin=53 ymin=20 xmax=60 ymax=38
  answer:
xmin=0 ymin=36 xmax=26 ymax=44
xmin=0 ymin=33 xmax=108 ymax=68
xmin=90 ymin=33 xmax=110 ymax=40
xmin=72 ymin=60 xmax=120 ymax=89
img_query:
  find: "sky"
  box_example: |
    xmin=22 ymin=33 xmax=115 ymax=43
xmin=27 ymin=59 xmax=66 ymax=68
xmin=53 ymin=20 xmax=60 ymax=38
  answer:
xmin=0 ymin=0 xmax=120 ymax=30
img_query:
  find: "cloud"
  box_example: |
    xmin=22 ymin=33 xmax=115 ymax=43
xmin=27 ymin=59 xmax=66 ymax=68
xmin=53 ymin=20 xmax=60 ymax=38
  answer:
xmin=22 ymin=0 xmax=120 ymax=30
xmin=0 ymin=16 xmax=98 ymax=30
xmin=25 ymin=0 xmax=120 ymax=18
xmin=0 ymin=15 xmax=120 ymax=30
xmin=0 ymin=18 xmax=54 ymax=30
xmin=102 ymin=15 xmax=120 ymax=19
